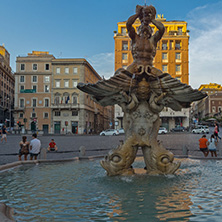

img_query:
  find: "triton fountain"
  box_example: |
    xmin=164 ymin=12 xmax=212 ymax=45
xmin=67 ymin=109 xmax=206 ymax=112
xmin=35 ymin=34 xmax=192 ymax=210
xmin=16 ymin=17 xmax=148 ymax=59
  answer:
xmin=77 ymin=4 xmax=207 ymax=176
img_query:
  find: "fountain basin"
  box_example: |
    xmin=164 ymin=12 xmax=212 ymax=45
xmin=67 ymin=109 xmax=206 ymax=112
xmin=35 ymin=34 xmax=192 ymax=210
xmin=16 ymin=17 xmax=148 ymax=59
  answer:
xmin=0 ymin=158 xmax=222 ymax=221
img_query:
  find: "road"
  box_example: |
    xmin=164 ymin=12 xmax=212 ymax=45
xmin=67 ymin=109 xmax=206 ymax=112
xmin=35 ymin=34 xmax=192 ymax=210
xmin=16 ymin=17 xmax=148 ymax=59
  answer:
xmin=0 ymin=127 xmax=221 ymax=166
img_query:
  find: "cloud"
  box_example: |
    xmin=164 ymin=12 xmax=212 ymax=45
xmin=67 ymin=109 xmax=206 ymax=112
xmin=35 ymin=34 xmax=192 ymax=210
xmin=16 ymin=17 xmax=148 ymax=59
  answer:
xmin=87 ymin=52 xmax=115 ymax=79
xmin=188 ymin=1 xmax=222 ymax=88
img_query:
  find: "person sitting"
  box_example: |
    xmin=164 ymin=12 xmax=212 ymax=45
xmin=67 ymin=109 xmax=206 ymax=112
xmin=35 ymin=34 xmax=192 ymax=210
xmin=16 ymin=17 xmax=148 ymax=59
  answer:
xmin=47 ymin=139 xmax=58 ymax=152
xmin=199 ymin=135 xmax=209 ymax=157
xmin=207 ymin=134 xmax=217 ymax=157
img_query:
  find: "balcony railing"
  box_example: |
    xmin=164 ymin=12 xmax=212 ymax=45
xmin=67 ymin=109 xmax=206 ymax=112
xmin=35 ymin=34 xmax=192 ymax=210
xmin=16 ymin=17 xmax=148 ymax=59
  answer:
xmin=51 ymin=103 xmax=79 ymax=109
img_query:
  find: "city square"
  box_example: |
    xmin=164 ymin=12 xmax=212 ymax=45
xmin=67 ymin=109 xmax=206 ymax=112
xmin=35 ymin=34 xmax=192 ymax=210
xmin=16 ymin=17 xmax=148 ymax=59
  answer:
xmin=1 ymin=0 xmax=222 ymax=221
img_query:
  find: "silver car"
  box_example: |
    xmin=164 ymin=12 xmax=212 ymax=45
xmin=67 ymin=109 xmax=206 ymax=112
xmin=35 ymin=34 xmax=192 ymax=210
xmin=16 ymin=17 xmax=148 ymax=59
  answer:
xmin=100 ymin=129 xmax=119 ymax=136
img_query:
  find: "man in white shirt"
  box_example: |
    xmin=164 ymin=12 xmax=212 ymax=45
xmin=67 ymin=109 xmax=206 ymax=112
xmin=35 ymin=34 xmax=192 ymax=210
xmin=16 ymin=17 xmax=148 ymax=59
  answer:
xmin=30 ymin=133 xmax=41 ymax=160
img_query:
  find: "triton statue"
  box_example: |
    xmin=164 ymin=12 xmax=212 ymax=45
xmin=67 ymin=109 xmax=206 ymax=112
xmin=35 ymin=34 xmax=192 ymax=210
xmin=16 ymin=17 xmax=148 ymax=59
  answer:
xmin=77 ymin=4 xmax=206 ymax=176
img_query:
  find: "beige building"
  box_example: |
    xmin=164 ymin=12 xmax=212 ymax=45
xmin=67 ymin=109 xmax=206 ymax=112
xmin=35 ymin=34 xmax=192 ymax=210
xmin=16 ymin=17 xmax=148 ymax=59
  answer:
xmin=51 ymin=58 xmax=114 ymax=134
xmin=14 ymin=51 xmax=114 ymax=134
xmin=14 ymin=51 xmax=55 ymax=133
xmin=0 ymin=45 xmax=15 ymax=126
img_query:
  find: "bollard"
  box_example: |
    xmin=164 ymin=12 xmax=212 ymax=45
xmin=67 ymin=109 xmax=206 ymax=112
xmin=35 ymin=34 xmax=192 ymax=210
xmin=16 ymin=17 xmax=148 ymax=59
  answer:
xmin=40 ymin=148 xmax=47 ymax=159
xmin=182 ymin=145 xmax=188 ymax=156
xmin=79 ymin=146 xmax=86 ymax=157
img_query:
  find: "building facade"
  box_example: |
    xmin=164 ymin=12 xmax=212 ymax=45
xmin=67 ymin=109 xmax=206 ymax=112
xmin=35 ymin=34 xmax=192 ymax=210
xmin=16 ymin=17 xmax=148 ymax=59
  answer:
xmin=51 ymin=58 xmax=114 ymax=134
xmin=191 ymin=84 xmax=222 ymax=121
xmin=14 ymin=51 xmax=55 ymax=133
xmin=0 ymin=45 xmax=14 ymax=126
xmin=14 ymin=51 xmax=114 ymax=134
xmin=114 ymin=15 xmax=190 ymax=130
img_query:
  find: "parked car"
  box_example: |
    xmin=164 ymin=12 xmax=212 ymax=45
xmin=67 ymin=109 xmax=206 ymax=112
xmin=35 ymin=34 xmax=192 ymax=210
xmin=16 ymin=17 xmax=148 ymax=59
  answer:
xmin=158 ymin=127 xmax=168 ymax=134
xmin=171 ymin=126 xmax=185 ymax=132
xmin=118 ymin=128 xmax=125 ymax=134
xmin=100 ymin=129 xmax=119 ymax=136
xmin=192 ymin=125 xmax=209 ymax=134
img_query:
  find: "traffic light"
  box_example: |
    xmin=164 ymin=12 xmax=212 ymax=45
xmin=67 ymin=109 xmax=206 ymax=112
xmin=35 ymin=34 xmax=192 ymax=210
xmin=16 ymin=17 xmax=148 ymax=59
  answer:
xmin=17 ymin=121 xmax=21 ymax=127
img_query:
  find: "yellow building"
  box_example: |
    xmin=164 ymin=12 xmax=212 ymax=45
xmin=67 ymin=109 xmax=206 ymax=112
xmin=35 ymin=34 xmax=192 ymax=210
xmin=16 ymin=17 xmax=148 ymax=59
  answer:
xmin=199 ymin=83 xmax=222 ymax=95
xmin=114 ymin=15 xmax=190 ymax=130
xmin=0 ymin=45 xmax=14 ymax=126
xmin=114 ymin=15 xmax=189 ymax=84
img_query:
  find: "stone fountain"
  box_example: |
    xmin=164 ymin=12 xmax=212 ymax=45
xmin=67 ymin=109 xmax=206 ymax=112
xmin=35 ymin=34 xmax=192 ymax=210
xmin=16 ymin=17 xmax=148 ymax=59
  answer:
xmin=77 ymin=4 xmax=206 ymax=176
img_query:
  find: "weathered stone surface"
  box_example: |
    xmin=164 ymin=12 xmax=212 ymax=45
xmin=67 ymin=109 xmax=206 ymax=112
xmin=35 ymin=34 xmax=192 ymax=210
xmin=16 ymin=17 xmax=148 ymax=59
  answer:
xmin=77 ymin=4 xmax=206 ymax=176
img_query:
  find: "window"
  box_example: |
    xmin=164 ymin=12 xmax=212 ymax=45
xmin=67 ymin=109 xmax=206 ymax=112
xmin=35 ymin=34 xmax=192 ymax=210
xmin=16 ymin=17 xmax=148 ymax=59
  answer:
xmin=73 ymin=96 xmax=78 ymax=105
xmin=178 ymin=27 xmax=183 ymax=35
xmin=121 ymin=27 xmax=127 ymax=35
xmin=162 ymin=41 xmax=168 ymax=50
xmin=45 ymin=85 xmax=49 ymax=92
xmin=175 ymin=41 xmax=181 ymax=50
xmin=122 ymin=41 xmax=128 ymax=50
xmin=20 ymin=76 xmax=25 ymax=83
xmin=212 ymin=106 xmax=216 ymax=113
xmin=73 ymin=81 xmax=78 ymax=88
xmin=32 ymin=112 xmax=36 ymax=118
xmin=54 ymin=96 xmax=60 ymax=105
xmin=33 ymin=64 xmax=37 ymax=70
xmin=44 ymin=112 xmax=49 ymax=118
xmin=20 ymin=99 xmax=25 ymax=108
xmin=45 ymin=99 xmax=49 ymax=107
xmin=32 ymin=85 xmax=37 ymax=92
xmin=162 ymin=65 xmax=168 ymax=72
xmin=176 ymin=77 xmax=181 ymax=81
xmin=64 ymin=80 xmax=69 ymax=88
xmin=72 ymin=110 xmax=78 ymax=116
xmin=122 ymin=65 xmax=127 ymax=69
xmin=73 ymin=67 xmax=78 ymax=74
xmin=55 ymin=80 xmax=60 ymax=88
xmin=56 ymin=67 xmax=60 ymax=74
xmin=162 ymin=53 xmax=167 ymax=60
xmin=32 ymin=76 xmax=37 ymax=83
xmin=219 ymin=106 xmax=222 ymax=113
xmin=19 ymin=113 xmax=24 ymax=118
xmin=176 ymin=65 xmax=181 ymax=72
xmin=65 ymin=67 xmax=69 ymax=74
xmin=55 ymin=111 xmax=61 ymax=116
xmin=45 ymin=64 xmax=49 ymax=70
xmin=20 ymin=85 xmax=25 ymax=91
xmin=32 ymin=99 xmax=37 ymax=107
xmin=122 ymin=53 xmax=128 ymax=61
xmin=21 ymin=64 xmax=25 ymax=71
xmin=44 ymin=76 xmax=50 ymax=82
xmin=175 ymin=53 xmax=181 ymax=60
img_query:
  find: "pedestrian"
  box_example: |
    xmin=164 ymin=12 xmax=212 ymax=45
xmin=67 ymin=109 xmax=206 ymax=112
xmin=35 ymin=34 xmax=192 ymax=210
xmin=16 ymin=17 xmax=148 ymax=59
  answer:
xmin=199 ymin=134 xmax=209 ymax=157
xmin=1 ymin=125 xmax=9 ymax=143
xmin=214 ymin=121 xmax=221 ymax=141
xmin=47 ymin=139 xmax=58 ymax=152
xmin=214 ymin=123 xmax=221 ymax=142
xmin=207 ymin=134 xmax=217 ymax=157
xmin=18 ymin=136 xmax=30 ymax=161
xmin=29 ymin=133 xmax=41 ymax=160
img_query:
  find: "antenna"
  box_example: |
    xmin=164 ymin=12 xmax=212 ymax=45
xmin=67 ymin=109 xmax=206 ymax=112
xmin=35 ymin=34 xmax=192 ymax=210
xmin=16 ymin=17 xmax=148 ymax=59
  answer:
xmin=145 ymin=0 xmax=147 ymax=6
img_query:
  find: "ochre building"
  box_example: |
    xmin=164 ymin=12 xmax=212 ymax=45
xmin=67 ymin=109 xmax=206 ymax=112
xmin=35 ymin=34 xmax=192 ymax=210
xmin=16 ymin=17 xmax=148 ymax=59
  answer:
xmin=0 ymin=45 xmax=14 ymax=126
xmin=114 ymin=15 xmax=189 ymax=84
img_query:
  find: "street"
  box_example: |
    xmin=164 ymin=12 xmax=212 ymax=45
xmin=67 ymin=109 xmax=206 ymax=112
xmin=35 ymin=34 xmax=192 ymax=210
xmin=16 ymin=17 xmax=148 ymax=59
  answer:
xmin=0 ymin=127 xmax=221 ymax=166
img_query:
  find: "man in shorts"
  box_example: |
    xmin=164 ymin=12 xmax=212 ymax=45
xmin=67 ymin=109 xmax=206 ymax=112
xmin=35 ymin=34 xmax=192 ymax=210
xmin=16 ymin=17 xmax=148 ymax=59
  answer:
xmin=30 ymin=133 xmax=41 ymax=160
xmin=199 ymin=134 xmax=209 ymax=157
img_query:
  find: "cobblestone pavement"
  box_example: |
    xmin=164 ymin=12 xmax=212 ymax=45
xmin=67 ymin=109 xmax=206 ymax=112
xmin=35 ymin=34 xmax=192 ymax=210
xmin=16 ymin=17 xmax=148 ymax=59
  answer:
xmin=0 ymin=127 xmax=221 ymax=166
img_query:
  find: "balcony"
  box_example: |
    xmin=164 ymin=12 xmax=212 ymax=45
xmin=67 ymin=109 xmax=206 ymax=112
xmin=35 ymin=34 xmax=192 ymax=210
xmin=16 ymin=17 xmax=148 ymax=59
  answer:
xmin=51 ymin=103 xmax=79 ymax=110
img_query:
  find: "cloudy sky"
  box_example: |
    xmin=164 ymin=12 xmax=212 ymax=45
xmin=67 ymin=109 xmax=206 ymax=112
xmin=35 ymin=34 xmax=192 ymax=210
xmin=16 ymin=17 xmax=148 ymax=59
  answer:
xmin=1 ymin=0 xmax=222 ymax=88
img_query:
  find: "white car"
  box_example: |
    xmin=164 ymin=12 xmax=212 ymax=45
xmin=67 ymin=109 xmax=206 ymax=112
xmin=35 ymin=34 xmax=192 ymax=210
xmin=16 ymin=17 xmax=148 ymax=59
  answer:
xmin=118 ymin=128 xmax=125 ymax=134
xmin=158 ymin=127 xmax=168 ymax=134
xmin=192 ymin=125 xmax=209 ymax=134
xmin=100 ymin=129 xmax=119 ymax=136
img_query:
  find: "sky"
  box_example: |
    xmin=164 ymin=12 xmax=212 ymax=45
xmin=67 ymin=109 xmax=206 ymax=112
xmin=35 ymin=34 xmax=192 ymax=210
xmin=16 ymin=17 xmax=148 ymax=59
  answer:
xmin=1 ymin=0 xmax=222 ymax=88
